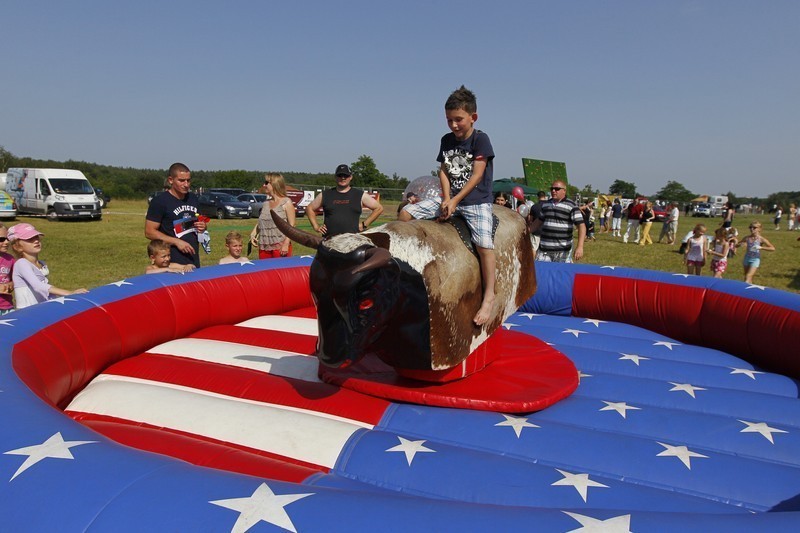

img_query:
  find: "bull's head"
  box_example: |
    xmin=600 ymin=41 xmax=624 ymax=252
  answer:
xmin=272 ymin=212 xmax=429 ymax=369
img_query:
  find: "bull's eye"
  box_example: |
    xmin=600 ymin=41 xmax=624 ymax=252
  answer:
xmin=358 ymin=299 xmax=374 ymax=311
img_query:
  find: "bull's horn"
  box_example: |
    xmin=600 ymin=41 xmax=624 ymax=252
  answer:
xmin=351 ymin=247 xmax=394 ymax=274
xmin=271 ymin=209 xmax=322 ymax=249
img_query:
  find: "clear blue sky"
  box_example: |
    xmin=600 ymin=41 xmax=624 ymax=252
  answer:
xmin=3 ymin=1 xmax=798 ymax=197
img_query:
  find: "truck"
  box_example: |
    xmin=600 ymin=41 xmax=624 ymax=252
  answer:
xmin=5 ymin=168 xmax=102 ymax=221
xmin=709 ymin=195 xmax=729 ymax=217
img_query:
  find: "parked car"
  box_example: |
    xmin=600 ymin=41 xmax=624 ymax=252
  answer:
xmin=197 ymin=192 xmax=251 ymax=219
xmin=237 ymin=193 xmax=268 ymax=218
xmin=693 ymin=202 xmax=714 ymax=217
xmin=208 ymin=188 xmax=246 ymax=197
xmin=94 ymin=187 xmax=111 ymax=208
xmin=652 ymin=204 xmax=668 ymax=222
xmin=0 ymin=190 xmax=17 ymax=220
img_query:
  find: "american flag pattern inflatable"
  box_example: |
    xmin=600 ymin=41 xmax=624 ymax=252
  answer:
xmin=1 ymin=258 xmax=799 ymax=532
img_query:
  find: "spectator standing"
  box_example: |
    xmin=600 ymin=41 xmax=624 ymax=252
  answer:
xmin=219 ymin=231 xmax=250 ymax=264
xmin=145 ymin=163 xmax=207 ymax=268
xmin=658 ymin=202 xmax=680 ymax=244
xmin=252 ymin=173 xmax=296 ymax=258
xmin=610 ymin=198 xmax=623 ymax=237
xmin=721 ymin=201 xmax=736 ymax=229
xmin=638 ymin=201 xmax=655 ymax=246
xmin=307 ymin=164 xmax=384 ymax=237
xmin=788 ymin=204 xmax=796 ymax=231
xmin=683 ymin=224 xmax=708 ymax=276
xmin=0 ymin=223 xmax=15 ymax=314
xmin=494 ymin=193 xmax=510 ymax=207
xmin=774 ymin=206 xmax=782 ymax=230
xmin=708 ymin=227 xmax=730 ymax=279
xmin=8 ymin=223 xmax=87 ymax=309
xmin=623 ymin=199 xmax=644 ymax=244
xmin=527 ymin=190 xmax=549 ymax=252
xmin=530 ymin=180 xmax=586 ymax=263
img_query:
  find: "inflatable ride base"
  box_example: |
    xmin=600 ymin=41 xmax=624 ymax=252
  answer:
xmin=320 ymin=328 xmax=579 ymax=413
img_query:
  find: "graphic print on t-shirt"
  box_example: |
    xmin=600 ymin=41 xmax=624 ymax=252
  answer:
xmin=172 ymin=207 xmax=199 ymax=238
xmin=442 ymin=149 xmax=474 ymax=191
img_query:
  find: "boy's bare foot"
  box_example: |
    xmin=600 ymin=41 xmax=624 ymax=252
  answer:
xmin=473 ymin=295 xmax=496 ymax=326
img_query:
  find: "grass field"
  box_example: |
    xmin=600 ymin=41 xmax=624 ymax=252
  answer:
xmin=7 ymin=200 xmax=800 ymax=294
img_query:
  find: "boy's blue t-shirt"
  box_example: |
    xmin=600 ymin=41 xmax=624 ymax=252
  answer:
xmin=437 ymin=130 xmax=494 ymax=206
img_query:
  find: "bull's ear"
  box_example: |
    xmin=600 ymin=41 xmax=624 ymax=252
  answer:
xmin=271 ymin=209 xmax=322 ymax=249
xmin=351 ymin=247 xmax=394 ymax=274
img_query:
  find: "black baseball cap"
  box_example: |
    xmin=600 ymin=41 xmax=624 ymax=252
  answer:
xmin=335 ymin=164 xmax=352 ymax=176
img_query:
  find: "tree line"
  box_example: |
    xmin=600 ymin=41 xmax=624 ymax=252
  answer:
xmin=578 ymin=177 xmax=798 ymax=210
xmin=0 ymin=147 xmax=410 ymax=199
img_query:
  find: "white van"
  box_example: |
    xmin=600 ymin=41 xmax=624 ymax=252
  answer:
xmin=5 ymin=168 xmax=102 ymax=220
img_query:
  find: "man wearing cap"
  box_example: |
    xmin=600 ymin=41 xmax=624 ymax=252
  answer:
xmin=306 ymin=164 xmax=384 ymax=238
xmin=145 ymin=162 xmax=207 ymax=268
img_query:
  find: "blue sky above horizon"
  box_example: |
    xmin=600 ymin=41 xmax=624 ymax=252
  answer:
xmin=3 ymin=1 xmax=798 ymax=197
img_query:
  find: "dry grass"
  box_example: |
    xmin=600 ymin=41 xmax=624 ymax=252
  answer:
xmin=10 ymin=201 xmax=800 ymax=294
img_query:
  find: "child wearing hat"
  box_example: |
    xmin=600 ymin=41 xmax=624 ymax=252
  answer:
xmin=8 ymin=223 xmax=88 ymax=309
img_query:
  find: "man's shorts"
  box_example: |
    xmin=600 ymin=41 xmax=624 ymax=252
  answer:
xmin=403 ymin=199 xmax=494 ymax=249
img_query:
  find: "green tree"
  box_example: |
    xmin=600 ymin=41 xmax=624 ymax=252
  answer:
xmin=350 ymin=155 xmax=389 ymax=189
xmin=655 ymin=180 xmax=695 ymax=203
xmin=608 ymin=179 xmax=637 ymax=198
xmin=578 ymin=183 xmax=599 ymax=201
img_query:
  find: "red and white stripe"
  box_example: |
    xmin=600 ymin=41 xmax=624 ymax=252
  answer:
xmin=65 ymin=310 xmax=391 ymax=479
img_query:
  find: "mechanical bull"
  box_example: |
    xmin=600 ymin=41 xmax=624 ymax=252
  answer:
xmin=273 ymin=206 xmax=536 ymax=381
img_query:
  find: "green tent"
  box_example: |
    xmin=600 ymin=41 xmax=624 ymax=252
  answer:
xmin=492 ymin=179 xmax=538 ymax=195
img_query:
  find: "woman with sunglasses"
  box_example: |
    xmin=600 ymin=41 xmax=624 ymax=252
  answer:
xmin=251 ymin=173 xmax=296 ymax=259
xmin=0 ymin=223 xmax=15 ymax=314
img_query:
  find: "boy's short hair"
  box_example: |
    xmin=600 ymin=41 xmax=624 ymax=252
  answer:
xmin=168 ymin=162 xmax=191 ymax=177
xmin=147 ymin=239 xmax=171 ymax=257
xmin=225 ymin=231 xmax=243 ymax=245
xmin=445 ymin=85 xmax=477 ymax=114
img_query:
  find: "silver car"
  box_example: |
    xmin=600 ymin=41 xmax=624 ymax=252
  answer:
xmin=238 ymin=193 xmax=269 ymax=218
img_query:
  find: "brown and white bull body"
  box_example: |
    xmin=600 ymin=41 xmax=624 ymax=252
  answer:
xmin=274 ymin=206 xmax=535 ymax=375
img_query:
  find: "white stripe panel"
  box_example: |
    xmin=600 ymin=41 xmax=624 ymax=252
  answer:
xmin=67 ymin=375 xmax=368 ymax=468
xmin=148 ymin=338 xmax=321 ymax=383
xmin=237 ymin=315 xmax=319 ymax=336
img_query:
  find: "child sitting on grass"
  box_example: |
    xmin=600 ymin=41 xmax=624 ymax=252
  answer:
xmin=9 ymin=223 xmax=88 ymax=309
xmin=146 ymin=239 xmax=195 ymax=274
xmin=219 ymin=231 xmax=250 ymax=264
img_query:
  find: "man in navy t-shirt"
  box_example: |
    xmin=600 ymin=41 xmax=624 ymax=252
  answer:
xmin=145 ymin=163 xmax=206 ymax=268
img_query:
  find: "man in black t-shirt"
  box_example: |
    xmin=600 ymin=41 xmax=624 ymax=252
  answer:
xmin=306 ymin=164 xmax=384 ymax=238
xmin=144 ymin=163 xmax=207 ymax=267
